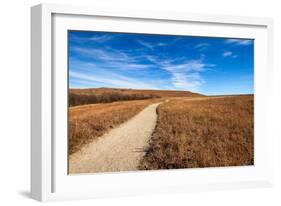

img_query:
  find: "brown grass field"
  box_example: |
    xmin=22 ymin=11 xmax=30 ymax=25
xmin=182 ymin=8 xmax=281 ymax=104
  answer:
xmin=139 ymin=95 xmax=254 ymax=169
xmin=69 ymin=88 xmax=254 ymax=170
xmin=70 ymin=88 xmax=203 ymax=98
xmin=69 ymin=88 xmax=203 ymax=154
xmin=69 ymin=88 xmax=203 ymax=106
xmin=69 ymin=98 xmax=161 ymax=154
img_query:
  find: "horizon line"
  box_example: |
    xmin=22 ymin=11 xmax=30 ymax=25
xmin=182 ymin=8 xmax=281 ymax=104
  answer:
xmin=69 ymin=87 xmax=254 ymax=96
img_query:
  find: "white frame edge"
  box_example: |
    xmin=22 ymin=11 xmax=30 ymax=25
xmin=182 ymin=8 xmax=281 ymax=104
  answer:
xmin=31 ymin=3 xmax=274 ymax=202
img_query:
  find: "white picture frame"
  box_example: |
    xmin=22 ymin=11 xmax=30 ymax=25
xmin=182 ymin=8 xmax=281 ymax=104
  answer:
xmin=31 ymin=3 xmax=274 ymax=202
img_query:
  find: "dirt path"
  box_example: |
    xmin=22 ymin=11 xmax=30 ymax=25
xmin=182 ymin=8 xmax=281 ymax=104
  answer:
xmin=69 ymin=102 xmax=161 ymax=174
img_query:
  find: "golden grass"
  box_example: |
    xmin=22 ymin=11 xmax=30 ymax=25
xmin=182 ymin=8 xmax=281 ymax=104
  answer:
xmin=70 ymin=88 xmax=203 ymax=98
xmin=139 ymin=95 xmax=254 ymax=170
xmin=69 ymin=99 xmax=160 ymax=154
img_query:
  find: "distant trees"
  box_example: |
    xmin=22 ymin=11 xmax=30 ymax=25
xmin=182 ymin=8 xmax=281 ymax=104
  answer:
xmin=69 ymin=92 xmax=160 ymax=106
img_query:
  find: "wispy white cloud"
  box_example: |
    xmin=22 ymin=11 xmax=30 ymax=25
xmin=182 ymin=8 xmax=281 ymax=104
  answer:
xmin=225 ymin=39 xmax=253 ymax=46
xmin=72 ymin=47 xmax=118 ymax=61
xmin=157 ymin=42 xmax=168 ymax=47
xmin=70 ymin=36 xmax=216 ymax=92
xmin=69 ymin=69 xmax=160 ymax=90
xmin=223 ymin=51 xmax=233 ymax=57
xmin=70 ymin=33 xmax=117 ymax=44
xmin=171 ymin=72 xmax=204 ymax=90
xmin=146 ymin=56 xmax=214 ymax=91
xmin=71 ymin=46 xmax=154 ymax=70
xmin=89 ymin=34 xmax=114 ymax=43
xmin=137 ymin=40 xmax=155 ymax=50
xmin=71 ymin=45 xmax=213 ymax=91
xmin=223 ymin=51 xmax=238 ymax=58
xmin=145 ymin=55 xmax=158 ymax=63
xmin=137 ymin=37 xmax=183 ymax=51
xmin=195 ymin=43 xmax=210 ymax=51
xmin=163 ymin=60 xmax=206 ymax=73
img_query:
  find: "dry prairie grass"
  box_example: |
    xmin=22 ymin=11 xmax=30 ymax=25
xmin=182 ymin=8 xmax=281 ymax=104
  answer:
xmin=139 ymin=95 xmax=254 ymax=170
xmin=70 ymin=88 xmax=203 ymax=98
xmin=69 ymin=99 xmax=159 ymax=154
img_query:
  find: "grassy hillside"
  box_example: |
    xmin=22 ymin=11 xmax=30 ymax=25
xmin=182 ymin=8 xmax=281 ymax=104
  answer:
xmin=70 ymin=88 xmax=203 ymax=97
xmin=69 ymin=88 xmax=203 ymax=106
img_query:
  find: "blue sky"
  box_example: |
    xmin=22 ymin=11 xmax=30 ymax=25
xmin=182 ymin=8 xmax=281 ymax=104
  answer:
xmin=68 ymin=31 xmax=254 ymax=95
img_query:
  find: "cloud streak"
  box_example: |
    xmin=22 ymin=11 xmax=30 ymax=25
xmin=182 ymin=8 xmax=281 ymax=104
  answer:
xmin=161 ymin=59 xmax=213 ymax=91
xmin=137 ymin=40 xmax=155 ymax=50
xmin=223 ymin=51 xmax=238 ymax=58
xmin=71 ymin=43 xmax=212 ymax=91
xmin=195 ymin=43 xmax=210 ymax=51
xmin=69 ymin=62 xmax=161 ymax=90
xmin=71 ymin=46 xmax=155 ymax=70
xmin=89 ymin=35 xmax=114 ymax=43
xmin=225 ymin=39 xmax=253 ymax=46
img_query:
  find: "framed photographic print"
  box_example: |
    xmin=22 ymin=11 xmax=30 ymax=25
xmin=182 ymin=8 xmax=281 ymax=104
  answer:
xmin=31 ymin=3 xmax=274 ymax=201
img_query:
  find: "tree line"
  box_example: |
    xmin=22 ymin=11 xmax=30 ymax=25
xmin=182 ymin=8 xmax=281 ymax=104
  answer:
xmin=69 ymin=92 xmax=160 ymax=106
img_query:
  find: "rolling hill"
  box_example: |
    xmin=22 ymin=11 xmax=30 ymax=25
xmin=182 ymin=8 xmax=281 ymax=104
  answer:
xmin=70 ymin=87 xmax=203 ymax=98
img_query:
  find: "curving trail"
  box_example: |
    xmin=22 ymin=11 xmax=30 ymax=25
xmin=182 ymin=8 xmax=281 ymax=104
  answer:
xmin=69 ymin=102 xmax=161 ymax=174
